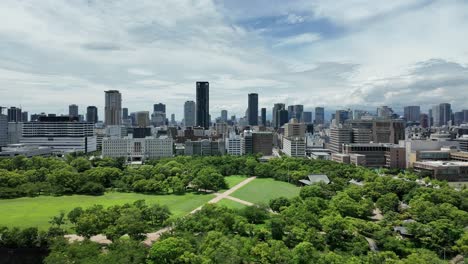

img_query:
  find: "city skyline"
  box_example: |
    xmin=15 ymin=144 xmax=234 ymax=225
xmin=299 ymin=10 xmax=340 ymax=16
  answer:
xmin=1 ymin=1 xmax=468 ymax=118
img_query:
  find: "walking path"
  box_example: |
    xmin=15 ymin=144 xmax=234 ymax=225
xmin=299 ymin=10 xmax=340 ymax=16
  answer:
xmin=65 ymin=176 xmax=258 ymax=247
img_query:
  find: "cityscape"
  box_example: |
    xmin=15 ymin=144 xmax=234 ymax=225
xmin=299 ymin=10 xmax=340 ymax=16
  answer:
xmin=1 ymin=86 xmax=468 ymax=182
xmin=1 ymin=1 xmax=468 ymax=263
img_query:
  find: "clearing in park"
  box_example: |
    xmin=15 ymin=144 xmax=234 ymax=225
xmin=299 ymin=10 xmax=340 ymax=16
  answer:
xmin=229 ymin=178 xmax=300 ymax=204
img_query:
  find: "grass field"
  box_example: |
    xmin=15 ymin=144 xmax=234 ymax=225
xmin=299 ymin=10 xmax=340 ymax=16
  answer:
xmin=230 ymin=178 xmax=300 ymax=204
xmin=0 ymin=192 xmax=214 ymax=230
xmin=221 ymin=175 xmax=248 ymax=192
xmin=216 ymin=198 xmax=248 ymax=210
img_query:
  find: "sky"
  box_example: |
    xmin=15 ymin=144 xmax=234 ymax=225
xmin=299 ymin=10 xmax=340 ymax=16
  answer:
xmin=1 ymin=0 xmax=468 ymax=120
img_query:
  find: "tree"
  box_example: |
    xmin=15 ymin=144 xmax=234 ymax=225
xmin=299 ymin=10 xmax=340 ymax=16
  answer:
xmin=148 ymin=237 xmax=193 ymax=264
xmin=292 ymin=242 xmax=319 ymax=264
xmin=67 ymin=207 xmax=84 ymax=225
xmin=376 ymin=193 xmax=399 ymax=213
xmin=49 ymin=212 xmax=66 ymax=228
xmin=70 ymin=157 xmax=92 ymax=173
xmin=192 ymin=168 xmax=226 ymax=192
xmin=145 ymin=203 xmax=172 ymax=227
xmin=269 ymin=197 xmax=290 ymax=212
xmin=242 ymin=205 xmax=269 ymax=224
xmin=400 ymin=249 xmax=445 ymax=264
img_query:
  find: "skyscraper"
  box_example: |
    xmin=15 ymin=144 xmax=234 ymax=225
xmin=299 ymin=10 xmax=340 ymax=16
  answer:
xmin=248 ymin=93 xmax=258 ymax=126
xmin=221 ymin=110 xmax=228 ymax=122
xmin=303 ymin=111 xmax=312 ymax=124
xmin=288 ymin=105 xmax=304 ymax=121
xmin=86 ymin=106 xmax=98 ymax=123
xmin=432 ymin=103 xmax=452 ymax=127
xmin=122 ymin=108 xmax=129 ymax=120
xmin=404 ymin=106 xmax=421 ymax=122
xmin=0 ymin=110 xmax=7 ymax=147
xmin=196 ymin=82 xmax=210 ymax=129
xmin=335 ymin=110 xmax=350 ymax=125
xmin=184 ymin=101 xmax=196 ymax=127
xmin=272 ymin=103 xmax=285 ymax=129
xmin=153 ymin=103 xmax=166 ymax=113
xmin=105 ymin=90 xmax=122 ymax=126
xmin=464 ymin=109 xmax=468 ymax=123
xmin=135 ymin=111 xmax=150 ymax=127
xmin=261 ymin=108 xmax=266 ymax=126
xmin=315 ymin=107 xmax=325 ymax=125
xmin=69 ymin=104 xmax=79 ymax=118
xmin=21 ymin=112 xmax=28 ymax=122
xmin=7 ymin=107 xmax=22 ymax=122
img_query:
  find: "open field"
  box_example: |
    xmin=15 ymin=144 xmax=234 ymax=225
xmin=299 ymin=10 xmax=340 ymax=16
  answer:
xmin=221 ymin=175 xmax=248 ymax=192
xmin=230 ymin=178 xmax=300 ymax=204
xmin=0 ymin=192 xmax=214 ymax=230
xmin=216 ymin=198 xmax=248 ymax=210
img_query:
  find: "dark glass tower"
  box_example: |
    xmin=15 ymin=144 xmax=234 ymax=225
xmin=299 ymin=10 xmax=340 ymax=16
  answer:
xmin=261 ymin=108 xmax=266 ymax=126
xmin=86 ymin=106 xmax=98 ymax=123
xmin=196 ymin=82 xmax=210 ymax=129
xmin=248 ymin=93 xmax=258 ymax=126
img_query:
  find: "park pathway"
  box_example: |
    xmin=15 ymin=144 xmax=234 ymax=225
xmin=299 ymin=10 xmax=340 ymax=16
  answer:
xmin=64 ymin=176 xmax=258 ymax=247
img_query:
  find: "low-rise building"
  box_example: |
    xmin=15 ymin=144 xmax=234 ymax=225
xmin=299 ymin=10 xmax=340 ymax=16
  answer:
xmin=413 ymin=161 xmax=468 ymax=181
xmin=102 ymin=136 xmax=173 ymax=161
xmin=0 ymin=144 xmax=53 ymax=158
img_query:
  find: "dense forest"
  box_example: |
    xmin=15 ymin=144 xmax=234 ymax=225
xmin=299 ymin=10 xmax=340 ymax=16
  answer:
xmin=0 ymin=154 xmax=467 ymax=263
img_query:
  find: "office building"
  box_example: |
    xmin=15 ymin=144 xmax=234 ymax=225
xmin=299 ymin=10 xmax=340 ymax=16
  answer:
xmin=252 ymin=132 xmax=273 ymax=155
xmin=22 ymin=112 xmax=28 ymax=122
xmin=242 ymin=130 xmax=253 ymax=154
xmin=136 ymin=111 xmax=150 ymax=127
xmin=0 ymin=113 xmax=7 ymax=147
xmin=261 ymin=108 xmax=266 ymax=126
xmin=404 ymin=106 xmax=420 ymax=122
xmin=21 ymin=116 xmax=96 ymax=153
xmin=315 ymin=107 xmax=325 ymax=125
xmin=432 ymin=103 xmax=452 ymax=127
xmin=151 ymin=111 xmax=166 ymax=127
xmin=283 ymin=137 xmax=306 ymax=157
xmin=248 ymin=93 xmax=258 ymax=126
xmin=335 ymin=110 xmax=350 ymax=125
xmin=226 ymin=134 xmax=243 ymax=156
xmin=413 ymin=161 xmax=468 ymax=181
xmin=185 ymin=139 xmax=225 ymax=156
xmin=102 ymin=136 xmax=173 ymax=162
xmin=288 ymin=105 xmax=304 ymax=121
xmin=105 ymin=90 xmax=122 ymax=126
xmin=284 ymin=118 xmax=306 ymax=138
xmin=0 ymin=144 xmax=53 ymax=158
xmin=272 ymin=103 xmax=286 ymax=129
xmin=215 ymin=122 xmax=228 ymax=137
xmin=303 ymin=111 xmax=312 ymax=124
xmin=420 ymin=114 xmax=429 ymax=128
xmin=221 ymin=110 xmax=228 ymax=122
xmin=342 ymin=143 xmax=406 ymax=169
xmin=329 ymin=127 xmax=352 ymax=153
xmin=122 ymin=108 xmax=129 ymax=120
xmin=454 ymin=112 xmax=464 ymax=126
xmin=7 ymin=107 xmax=22 ymax=122
xmin=7 ymin=122 xmax=23 ymax=144
xmin=69 ymin=104 xmax=79 ymax=118
xmin=184 ymin=101 xmax=196 ymax=127
xmin=86 ymin=106 xmax=98 ymax=123
xmin=464 ymin=110 xmax=468 ymax=123
xmin=153 ymin=103 xmax=166 ymax=113
xmin=196 ymin=82 xmax=210 ymax=129
xmin=377 ymin=106 xmax=394 ymax=119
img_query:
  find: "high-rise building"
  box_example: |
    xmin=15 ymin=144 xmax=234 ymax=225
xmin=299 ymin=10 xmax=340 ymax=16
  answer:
xmin=404 ymin=106 xmax=421 ymax=122
xmin=377 ymin=106 xmax=394 ymax=119
xmin=252 ymin=132 xmax=273 ymax=155
xmin=196 ymin=82 xmax=210 ymax=129
xmin=86 ymin=106 xmax=98 ymax=123
xmin=272 ymin=103 xmax=285 ymax=129
xmin=288 ymin=105 xmax=304 ymax=121
xmin=69 ymin=104 xmax=79 ymax=118
xmin=284 ymin=118 xmax=306 ymax=138
xmin=135 ymin=111 xmax=150 ymax=127
xmin=123 ymin=108 xmax=129 ymax=120
xmin=7 ymin=107 xmax=22 ymax=122
xmin=105 ymin=90 xmax=122 ymax=126
xmin=221 ymin=110 xmax=228 ymax=122
xmin=184 ymin=101 xmax=196 ymax=127
xmin=335 ymin=110 xmax=350 ymax=125
xmin=153 ymin=103 xmax=166 ymax=113
xmin=7 ymin=122 xmax=23 ymax=145
xmin=432 ymin=103 xmax=452 ymax=127
xmin=171 ymin=114 xmax=176 ymax=125
xmin=464 ymin=110 xmax=468 ymax=123
xmin=21 ymin=112 xmax=28 ymax=122
xmin=315 ymin=107 xmax=325 ymax=125
xmin=248 ymin=93 xmax=258 ymax=126
xmin=278 ymin=110 xmax=289 ymax=128
xmin=0 ymin=111 xmax=7 ymax=147
xmin=329 ymin=127 xmax=352 ymax=153
xmin=454 ymin=112 xmax=464 ymax=126
xmin=261 ymin=108 xmax=266 ymax=126
xmin=303 ymin=111 xmax=313 ymax=124
xmin=420 ymin=113 xmax=429 ymax=128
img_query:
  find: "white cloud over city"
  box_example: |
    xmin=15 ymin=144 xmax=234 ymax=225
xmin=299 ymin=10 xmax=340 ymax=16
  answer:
xmin=1 ymin=0 xmax=468 ymax=118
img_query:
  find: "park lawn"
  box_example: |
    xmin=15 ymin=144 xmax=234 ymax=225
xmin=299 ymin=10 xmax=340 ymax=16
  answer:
xmin=217 ymin=198 xmax=248 ymax=210
xmin=220 ymin=175 xmax=248 ymax=192
xmin=0 ymin=192 xmax=214 ymax=230
xmin=230 ymin=178 xmax=300 ymax=204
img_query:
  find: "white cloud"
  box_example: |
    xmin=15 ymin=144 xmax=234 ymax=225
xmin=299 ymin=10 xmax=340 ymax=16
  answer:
xmin=274 ymin=33 xmax=321 ymax=47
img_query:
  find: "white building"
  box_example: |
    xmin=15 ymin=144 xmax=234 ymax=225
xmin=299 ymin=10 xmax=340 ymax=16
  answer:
xmin=102 ymin=136 xmax=173 ymax=161
xmin=21 ymin=117 xmax=97 ymax=153
xmin=283 ymin=137 xmax=306 ymax=157
xmin=226 ymin=134 xmax=243 ymax=155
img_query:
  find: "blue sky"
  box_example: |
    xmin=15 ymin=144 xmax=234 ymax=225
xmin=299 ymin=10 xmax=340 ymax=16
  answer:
xmin=1 ymin=0 xmax=468 ymax=119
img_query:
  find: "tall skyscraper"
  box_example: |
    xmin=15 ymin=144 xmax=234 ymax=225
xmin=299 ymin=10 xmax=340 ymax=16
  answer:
xmin=221 ymin=110 xmax=228 ymax=122
xmin=377 ymin=106 xmax=394 ymax=119
xmin=248 ymin=93 xmax=258 ymax=126
xmin=335 ymin=110 xmax=350 ymax=125
xmin=261 ymin=108 xmax=266 ymax=126
xmin=184 ymin=101 xmax=196 ymax=127
xmin=0 ymin=110 xmax=7 ymax=147
xmin=171 ymin=114 xmax=176 ymax=125
xmin=7 ymin=107 xmax=22 ymax=122
xmin=153 ymin=103 xmax=166 ymax=113
xmin=105 ymin=90 xmax=122 ymax=126
xmin=135 ymin=111 xmax=150 ymax=127
xmin=69 ymin=104 xmax=79 ymax=118
xmin=272 ymin=103 xmax=285 ymax=129
xmin=315 ymin=107 xmax=325 ymax=125
xmin=122 ymin=108 xmax=129 ymax=120
xmin=454 ymin=111 xmax=464 ymax=126
xmin=196 ymin=82 xmax=210 ymax=129
xmin=288 ymin=105 xmax=304 ymax=121
xmin=404 ymin=106 xmax=421 ymax=122
xmin=21 ymin=112 xmax=28 ymax=122
xmin=432 ymin=103 xmax=452 ymax=127
xmin=303 ymin=111 xmax=312 ymax=124
xmin=86 ymin=106 xmax=98 ymax=123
